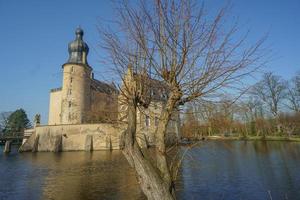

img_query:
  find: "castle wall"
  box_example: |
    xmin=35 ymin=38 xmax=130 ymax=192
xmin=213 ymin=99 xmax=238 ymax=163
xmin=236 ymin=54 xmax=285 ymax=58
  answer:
xmin=20 ymin=117 xmax=179 ymax=152
xmin=118 ymin=99 xmax=180 ymax=147
xmin=135 ymin=102 xmax=162 ymax=146
xmin=88 ymin=90 xmax=118 ymax=123
xmin=48 ymin=89 xmax=62 ymax=125
xmin=20 ymin=123 xmax=126 ymax=152
xmin=136 ymin=101 xmax=180 ymax=146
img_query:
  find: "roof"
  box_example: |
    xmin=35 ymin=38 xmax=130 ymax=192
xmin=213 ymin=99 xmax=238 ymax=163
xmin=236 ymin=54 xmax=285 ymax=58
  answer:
xmin=66 ymin=27 xmax=89 ymax=65
xmin=91 ymin=79 xmax=118 ymax=95
xmin=132 ymin=73 xmax=169 ymax=102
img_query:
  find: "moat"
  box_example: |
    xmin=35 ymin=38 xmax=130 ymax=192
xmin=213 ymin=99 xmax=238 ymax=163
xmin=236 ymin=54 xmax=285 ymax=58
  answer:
xmin=1 ymin=141 xmax=300 ymax=200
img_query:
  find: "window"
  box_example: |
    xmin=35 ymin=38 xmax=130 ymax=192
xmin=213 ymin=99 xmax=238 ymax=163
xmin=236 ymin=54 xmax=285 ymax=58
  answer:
xmin=68 ymin=89 xmax=72 ymax=95
xmin=68 ymin=101 xmax=72 ymax=107
xmin=151 ymin=90 xmax=156 ymax=97
xmin=71 ymin=66 xmax=74 ymax=73
xmin=145 ymin=115 xmax=150 ymax=127
xmin=155 ymin=117 xmax=159 ymax=126
xmin=70 ymin=77 xmax=73 ymax=83
xmin=169 ymin=120 xmax=173 ymax=127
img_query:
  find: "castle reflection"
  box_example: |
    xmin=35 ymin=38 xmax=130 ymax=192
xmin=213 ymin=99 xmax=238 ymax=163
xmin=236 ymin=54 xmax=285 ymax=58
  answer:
xmin=21 ymin=151 xmax=145 ymax=200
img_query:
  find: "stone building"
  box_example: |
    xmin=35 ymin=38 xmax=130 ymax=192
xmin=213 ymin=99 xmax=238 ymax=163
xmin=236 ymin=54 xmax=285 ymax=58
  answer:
xmin=20 ymin=28 xmax=180 ymax=152
xmin=48 ymin=28 xmax=118 ymax=125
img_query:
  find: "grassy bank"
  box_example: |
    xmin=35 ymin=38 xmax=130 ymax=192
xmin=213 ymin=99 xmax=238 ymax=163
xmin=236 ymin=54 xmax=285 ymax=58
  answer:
xmin=206 ymin=135 xmax=300 ymax=142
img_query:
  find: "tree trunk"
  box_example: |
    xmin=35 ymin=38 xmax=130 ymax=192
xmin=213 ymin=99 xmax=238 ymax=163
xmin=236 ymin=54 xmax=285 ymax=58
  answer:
xmin=154 ymin=91 xmax=181 ymax=196
xmin=122 ymin=101 xmax=175 ymax=200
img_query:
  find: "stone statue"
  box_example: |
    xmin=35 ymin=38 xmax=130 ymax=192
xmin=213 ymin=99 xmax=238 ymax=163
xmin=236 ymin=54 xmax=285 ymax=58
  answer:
xmin=34 ymin=114 xmax=41 ymax=127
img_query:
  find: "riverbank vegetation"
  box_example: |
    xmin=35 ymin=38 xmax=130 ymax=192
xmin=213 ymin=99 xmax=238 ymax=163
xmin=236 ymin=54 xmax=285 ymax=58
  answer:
xmin=181 ymin=72 xmax=300 ymax=140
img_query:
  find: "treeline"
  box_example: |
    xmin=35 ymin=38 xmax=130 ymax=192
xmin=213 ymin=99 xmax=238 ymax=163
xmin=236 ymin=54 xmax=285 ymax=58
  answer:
xmin=181 ymin=72 xmax=300 ymax=139
xmin=0 ymin=109 xmax=31 ymax=136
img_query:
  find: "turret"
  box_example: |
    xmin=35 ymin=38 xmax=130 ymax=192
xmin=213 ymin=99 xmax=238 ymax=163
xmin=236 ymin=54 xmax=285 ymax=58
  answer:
xmin=60 ymin=27 xmax=92 ymax=124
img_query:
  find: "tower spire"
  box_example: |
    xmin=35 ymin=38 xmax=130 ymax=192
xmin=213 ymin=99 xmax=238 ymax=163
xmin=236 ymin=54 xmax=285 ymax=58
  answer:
xmin=66 ymin=27 xmax=89 ymax=65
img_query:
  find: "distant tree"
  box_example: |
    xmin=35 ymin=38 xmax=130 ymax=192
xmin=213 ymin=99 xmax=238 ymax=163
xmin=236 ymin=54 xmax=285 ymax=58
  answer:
xmin=182 ymin=104 xmax=199 ymax=138
xmin=3 ymin=109 xmax=31 ymax=135
xmin=286 ymin=72 xmax=300 ymax=112
xmin=0 ymin=112 xmax=12 ymax=135
xmin=243 ymin=97 xmax=264 ymax=121
xmin=252 ymin=72 xmax=287 ymax=117
xmin=278 ymin=112 xmax=300 ymax=137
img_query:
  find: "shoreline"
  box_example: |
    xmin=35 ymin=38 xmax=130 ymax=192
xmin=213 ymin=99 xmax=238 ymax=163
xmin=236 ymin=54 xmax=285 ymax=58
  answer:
xmin=205 ymin=135 xmax=300 ymax=142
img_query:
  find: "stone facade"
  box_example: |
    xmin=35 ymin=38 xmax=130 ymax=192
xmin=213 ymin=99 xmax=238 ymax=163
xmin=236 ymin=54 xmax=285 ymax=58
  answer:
xmin=48 ymin=88 xmax=62 ymax=125
xmin=20 ymin=124 xmax=124 ymax=152
xmin=48 ymin=64 xmax=118 ymax=125
xmin=20 ymin=28 xmax=180 ymax=152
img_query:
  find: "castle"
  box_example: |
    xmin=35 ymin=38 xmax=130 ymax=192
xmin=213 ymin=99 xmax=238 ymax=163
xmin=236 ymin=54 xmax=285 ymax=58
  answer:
xmin=20 ymin=28 xmax=180 ymax=152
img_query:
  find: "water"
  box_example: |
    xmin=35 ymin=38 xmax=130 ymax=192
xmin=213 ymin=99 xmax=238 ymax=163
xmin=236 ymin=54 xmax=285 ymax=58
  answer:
xmin=0 ymin=141 xmax=300 ymax=200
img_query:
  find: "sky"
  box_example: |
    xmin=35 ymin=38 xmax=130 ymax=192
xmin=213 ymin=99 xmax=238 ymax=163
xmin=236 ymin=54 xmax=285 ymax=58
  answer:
xmin=0 ymin=0 xmax=299 ymax=124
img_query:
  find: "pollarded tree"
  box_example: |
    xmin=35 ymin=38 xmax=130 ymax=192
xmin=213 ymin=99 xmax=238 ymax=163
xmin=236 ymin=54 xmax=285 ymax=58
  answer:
xmin=101 ymin=0 xmax=266 ymax=199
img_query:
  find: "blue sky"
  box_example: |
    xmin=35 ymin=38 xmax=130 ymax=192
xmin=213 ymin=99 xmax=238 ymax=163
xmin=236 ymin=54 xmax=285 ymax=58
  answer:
xmin=0 ymin=0 xmax=299 ymax=123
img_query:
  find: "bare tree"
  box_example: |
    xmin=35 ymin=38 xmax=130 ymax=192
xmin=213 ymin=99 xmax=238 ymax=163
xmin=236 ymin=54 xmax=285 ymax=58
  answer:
xmin=100 ymin=0 xmax=266 ymax=199
xmin=181 ymin=103 xmax=200 ymax=138
xmin=286 ymin=72 xmax=300 ymax=112
xmin=252 ymin=72 xmax=286 ymax=117
xmin=0 ymin=112 xmax=12 ymax=135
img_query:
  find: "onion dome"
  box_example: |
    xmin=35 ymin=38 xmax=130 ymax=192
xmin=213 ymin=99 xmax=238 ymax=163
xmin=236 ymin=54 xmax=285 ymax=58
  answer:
xmin=67 ymin=27 xmax=89 ymax=65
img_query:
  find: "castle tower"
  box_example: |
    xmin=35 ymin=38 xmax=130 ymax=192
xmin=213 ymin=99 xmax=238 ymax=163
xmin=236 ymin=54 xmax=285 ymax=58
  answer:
xmin=60 ymin=27 xmax=92 ymax=124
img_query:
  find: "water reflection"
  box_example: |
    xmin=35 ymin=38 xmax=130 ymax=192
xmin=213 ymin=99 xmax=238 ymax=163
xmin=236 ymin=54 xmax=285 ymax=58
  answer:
xmin=1 ymin=141 xmax=300 ymax=200
xmin=176 ymin=141 xmax=300 ymax=200
xmin=0 ymin=149 xmax=144 ymax=200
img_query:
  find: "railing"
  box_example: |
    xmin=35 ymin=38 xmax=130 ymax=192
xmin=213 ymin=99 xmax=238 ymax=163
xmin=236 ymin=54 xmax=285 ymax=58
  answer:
xmin=0 ymin=132 xmax=25 ymax=140
xmin=24 ymin=129 xmax=34 ymax=137
xmin=50 ymin=87 xmax=62 ymax=92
